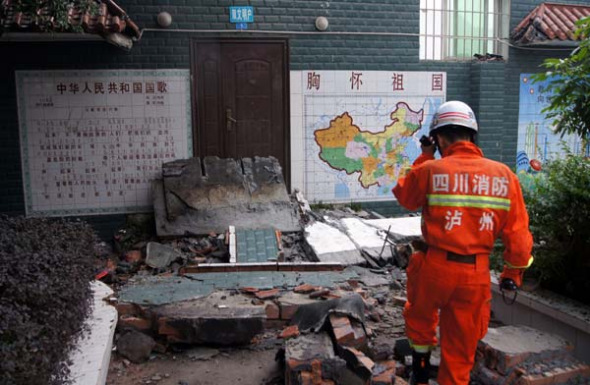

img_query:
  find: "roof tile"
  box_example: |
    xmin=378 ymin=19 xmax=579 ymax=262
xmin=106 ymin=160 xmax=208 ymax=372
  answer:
xmin=0 ymin=0 xmax=139 ymax=38
xmin=511 ymin=2 xmax=590 ymax=46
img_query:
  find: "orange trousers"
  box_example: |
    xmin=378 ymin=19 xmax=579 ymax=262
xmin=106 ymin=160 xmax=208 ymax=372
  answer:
xmin=404 ymin=248 xmax=491 ymax=385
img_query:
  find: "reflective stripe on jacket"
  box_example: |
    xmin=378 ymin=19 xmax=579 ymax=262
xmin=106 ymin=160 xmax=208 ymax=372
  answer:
xmin=392 ymin=141 xmax=533 ymax=270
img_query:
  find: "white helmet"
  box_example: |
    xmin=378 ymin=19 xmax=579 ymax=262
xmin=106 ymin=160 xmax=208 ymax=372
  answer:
xmin=429 ymin=101 xmax=478 ymax=134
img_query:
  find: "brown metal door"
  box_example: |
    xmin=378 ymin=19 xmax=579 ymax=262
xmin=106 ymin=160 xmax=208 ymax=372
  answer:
xmin=192 ymin=40 xmax=289 ymax=181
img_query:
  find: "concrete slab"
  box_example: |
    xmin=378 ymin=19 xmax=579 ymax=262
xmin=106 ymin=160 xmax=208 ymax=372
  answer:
xmin=340 ymin=218 xmax=393 ymax=263
xmin=67 ymin=281 xmax=117 ymax=385
xmin=119 ymin=271 xmax=360 ymax=308
xmin=479 ymin=325 xmax=573 ymax=375
xmin=304 ymin=221 xmax=364 ymax=265
xmin=153 ymin=156 xmax=301 ymax=237
xmin=364 ymin=217 xmax=422 ymax=242
xmin=154 ymin=291 xmax=266 ymax=345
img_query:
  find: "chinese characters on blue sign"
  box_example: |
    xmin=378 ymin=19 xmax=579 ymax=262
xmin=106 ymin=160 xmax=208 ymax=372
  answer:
xmin=229 ymin=6 xmax=254 ymax=30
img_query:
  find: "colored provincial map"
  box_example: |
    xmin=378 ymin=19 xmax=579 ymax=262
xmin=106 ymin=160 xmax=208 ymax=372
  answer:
xmin=314 ymin=102 xmax=424 ymax=188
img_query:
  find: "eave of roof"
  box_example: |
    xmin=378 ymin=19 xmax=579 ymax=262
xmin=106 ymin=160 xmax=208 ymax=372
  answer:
xmin=511 ymin=2 xmax=590 ymax=46
xmin=0 ymin=0 xmax=140 ymax=49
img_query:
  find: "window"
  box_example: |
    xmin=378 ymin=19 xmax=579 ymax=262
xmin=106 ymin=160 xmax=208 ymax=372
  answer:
xmin=420 ymin=0 xmax=510 ymax=60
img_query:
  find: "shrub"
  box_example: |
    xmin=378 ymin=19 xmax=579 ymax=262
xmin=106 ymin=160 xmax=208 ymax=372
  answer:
xmin=0 ymin=216 xmax=97 ymax=385
xmin=520 ymin=155 xmax=590 ymax=304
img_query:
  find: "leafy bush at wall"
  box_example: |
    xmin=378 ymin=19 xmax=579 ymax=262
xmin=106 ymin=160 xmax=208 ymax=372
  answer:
xmin=520 ymin=155 xmax=590 ymax=304
xmin=0 ymin=216 xmax=97 ymax=385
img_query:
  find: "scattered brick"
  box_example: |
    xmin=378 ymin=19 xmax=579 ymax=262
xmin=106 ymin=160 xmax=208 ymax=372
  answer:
xmin=517 ymin=364 xmax=590 ymax=385
xmin=280 ymin=303 xmax=300 ymax=320
xmin=240 ymin=287 xmax=260 ymax=294
xmin=256 ymin=288 xmax=281 ymax=300
xmin=265 ymin=302 xmax=280 ymax=319
xmin=116 ymin=302 xmax=140 ymax=317
xmin=353 ymin=287 xmax=368 ymax=299
xmin=280 ymin=325 xmax=300 ymax=339
xmin=294 ymin=284 xmax=317 ymax=293
xmin=329 ymin=314 xmax=354 ymax=345
xmin=125 ymin=250 xmax=142 ymax=263
xmin=298 ymin=371 xmax=313 ymax=385
xmin=118 ymin=315 xmax=152 ymax=332
xmin=311 ymin=359 xmax=322 ymax=384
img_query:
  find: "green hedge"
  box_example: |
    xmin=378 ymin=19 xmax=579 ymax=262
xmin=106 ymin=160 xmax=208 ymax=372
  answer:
xmin=0 ymin=216 xmax=96 ymax=384
xmin=520 ymin=155 xmax=590 ymax=304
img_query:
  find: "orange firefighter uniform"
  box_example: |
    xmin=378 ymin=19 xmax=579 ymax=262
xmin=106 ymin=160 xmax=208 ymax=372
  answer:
xmin=393 ymin=141 xmax=533 ymax=385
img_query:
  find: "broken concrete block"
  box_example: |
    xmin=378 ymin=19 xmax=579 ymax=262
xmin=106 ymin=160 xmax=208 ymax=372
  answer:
xmin=146 ymin=242 xmax=180 ymax=269
xmin=478 ymin=325 xmax=573 ymax=375
xmin=153 ymin=293 xmax=265 ymax=345
xmin=285 ymin=333 xmax=346 ymax=385
xmin=154 ymin=157 xmax=301 ymax=236
xmin=304 ymin=221 xmax=364 ymax=266
xmin=364 ymin=216 xmax=423 ymax=242
xmin=116 ymin=330 xmax=156 ymax=363
xmin=340 ymin=218 xmax=393 ymax=263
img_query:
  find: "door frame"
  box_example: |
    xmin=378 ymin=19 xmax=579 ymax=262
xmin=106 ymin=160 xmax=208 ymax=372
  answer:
xmin=189 ymin=37 xmax=291 ymax=190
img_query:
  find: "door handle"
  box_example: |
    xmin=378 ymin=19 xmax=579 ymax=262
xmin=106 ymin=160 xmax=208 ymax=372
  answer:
xmin=226 ymin=108 xmax=237 ymax=132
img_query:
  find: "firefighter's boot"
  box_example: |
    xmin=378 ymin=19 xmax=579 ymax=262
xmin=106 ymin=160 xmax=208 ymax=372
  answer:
xmin=411 ymin=350 xmax=431 ymax=385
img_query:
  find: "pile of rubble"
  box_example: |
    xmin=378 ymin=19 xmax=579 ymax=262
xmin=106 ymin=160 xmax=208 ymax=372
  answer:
xmin=100 ymin=156 xmax=590 ymax=385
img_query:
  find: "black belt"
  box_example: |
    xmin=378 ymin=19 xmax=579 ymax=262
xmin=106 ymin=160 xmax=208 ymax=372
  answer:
xmin=446 ymin=251 xmax=476 ymax=264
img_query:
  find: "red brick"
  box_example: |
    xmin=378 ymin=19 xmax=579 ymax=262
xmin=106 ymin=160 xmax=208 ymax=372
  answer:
xmin=265 ymin=302 xmax=280 ymax=319
xmin=118 ymin=315 xmax=152 ymax=332
xmin=354 ymin=288 xmax=368 ymax=299
xmin=299 ymin=371 xmax=313 ymax=385
xmin=240 ymin=287 xmax=259 ymax=294
xmin=517 ymin=364 xmax=590 ymax=385
xmin=256 ymin=288 xmax=281 ymax=300
xmin=157 ymin=317 xmax=184 ymax=342
xmin=280 ymin=325 xmax=300 ymax=339
xmin=125 ymin=250 xmax=142 ymax=263
xmin=287 ymin=358 xmax=307 ymax=371
xmin=116 ymin=302 xmax=139 ymax=317
xmin=311 ymin=359 xmax=322 ymax=385
xmin=294 ymin=284 xmax=317 ymax=293
xmin=329 ymin=315 xmax=354 ymax=345
xmin=280 ymin=303 xmax=300 ymax=320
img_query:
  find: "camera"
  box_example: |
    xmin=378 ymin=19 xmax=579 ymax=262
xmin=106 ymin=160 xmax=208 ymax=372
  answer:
xmin=419 ymin=135 xmax=433 ymax=147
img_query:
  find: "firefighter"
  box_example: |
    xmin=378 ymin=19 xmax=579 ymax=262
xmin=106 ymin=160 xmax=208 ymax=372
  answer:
xmin=392 ymin=101 xmax=533 ymax=385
